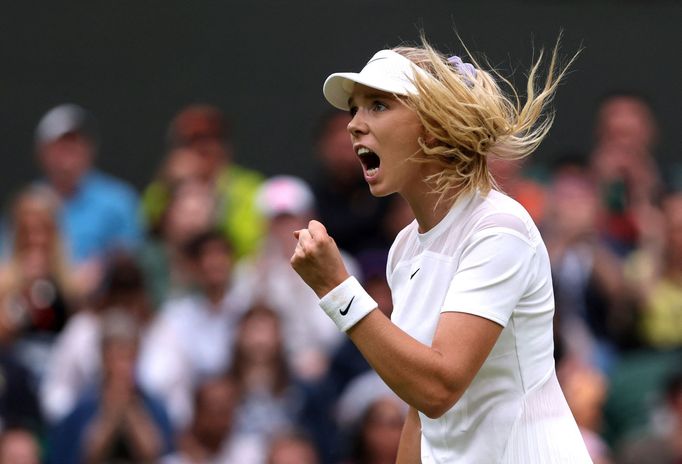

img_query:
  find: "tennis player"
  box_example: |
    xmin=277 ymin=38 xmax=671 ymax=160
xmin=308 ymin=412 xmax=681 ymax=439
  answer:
xmin=291 ymin=40 xmax=592 ymax=463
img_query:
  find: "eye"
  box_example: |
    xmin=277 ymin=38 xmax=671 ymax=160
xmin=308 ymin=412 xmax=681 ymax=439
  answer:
xmin=372 ymin=100 xmax=388 ymax=112
xmin=349 ymin=106 xmax=358 ymax=117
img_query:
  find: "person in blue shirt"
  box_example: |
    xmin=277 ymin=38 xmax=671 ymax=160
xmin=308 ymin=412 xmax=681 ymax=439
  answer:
xmin=33 ymin=103 xmax=142 ymax=265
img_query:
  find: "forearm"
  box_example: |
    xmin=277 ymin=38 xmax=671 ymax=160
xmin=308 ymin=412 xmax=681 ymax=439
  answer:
xmin=83 ymin=412 xmax=121 ymax=464
xmin=123 ymin=405 xmax=163 ymax=461
xmin=347 ymin=310 xmax=462 ymax=418
xmin=396 ymin=406 xmax=421 ymax=464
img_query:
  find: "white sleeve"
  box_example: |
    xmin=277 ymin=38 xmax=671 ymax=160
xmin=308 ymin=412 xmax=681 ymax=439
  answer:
xmin=441 ymin=229 xmax=537 ymax=327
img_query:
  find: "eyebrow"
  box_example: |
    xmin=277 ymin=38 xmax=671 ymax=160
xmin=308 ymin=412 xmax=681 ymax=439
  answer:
xmin=347 ymin=91 xmax=395 ymax=108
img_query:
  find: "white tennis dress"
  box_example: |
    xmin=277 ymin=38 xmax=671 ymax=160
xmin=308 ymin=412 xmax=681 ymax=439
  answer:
xmin=387 ymin=190 xmax=592 ymax=463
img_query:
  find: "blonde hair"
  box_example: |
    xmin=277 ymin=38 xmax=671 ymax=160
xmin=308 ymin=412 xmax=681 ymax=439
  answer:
xmin=394 ymin=37 xmax=577 ymax=205
xmin=0 ymin=186 xmax=78 ymax=300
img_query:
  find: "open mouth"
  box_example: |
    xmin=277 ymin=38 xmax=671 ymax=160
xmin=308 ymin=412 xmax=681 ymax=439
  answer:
xmin=358 ymin=147 xmax=380 ymax=177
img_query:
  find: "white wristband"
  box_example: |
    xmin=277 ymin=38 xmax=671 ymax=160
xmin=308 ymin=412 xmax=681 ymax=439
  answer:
xmin=319 ymin=276 xmax=378 ymax=333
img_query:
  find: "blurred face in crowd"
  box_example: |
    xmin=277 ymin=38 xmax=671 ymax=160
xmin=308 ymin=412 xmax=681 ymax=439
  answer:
xmin=237 ymin=308 xmax=282 ymax=364
xmin=13 ymin=193 xmax=58 ymax=254
xmin=195 ymin=238 xmax=232 ymax=291
xmin=163 ymin=182 xmax=216 ymax=246
xmin=11 ymin=192 xmax=61 ymax=282
xmin=595 ymin=96 xmax=657 ymax=154
xmin=549 ymin=171 xmax=601 ymax=241
xmin=192 ymin=379 xmax=238 ymax=451
xmin=187 ymin=137 xmax=228 ymax=176
xmin=267 ymin=437 xmax=319 ymax=464
xmin=170 ymin=105 xmax=231 ymax=176
xmin=361 ymin=398 xmax=405 ymax=461
xmin=0 ymin=430 xmax=40 ymax=464
xmin=38 ymin=132 xmax=94 ymax=195
xmin=163 ymin=147 xmax=208 ymax=185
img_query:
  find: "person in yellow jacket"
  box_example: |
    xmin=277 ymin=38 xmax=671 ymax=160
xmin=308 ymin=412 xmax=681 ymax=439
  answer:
xmin=141 ymin=104 xmax=265 ymax=260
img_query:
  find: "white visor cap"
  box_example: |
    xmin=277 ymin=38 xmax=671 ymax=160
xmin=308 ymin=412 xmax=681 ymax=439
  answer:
xmin=323 ymin=50 xmax=428 ymax=111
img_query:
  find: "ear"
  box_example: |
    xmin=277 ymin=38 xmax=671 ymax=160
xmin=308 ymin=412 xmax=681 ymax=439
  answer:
xmin=422 ymin=130 xmax=439 ymax=149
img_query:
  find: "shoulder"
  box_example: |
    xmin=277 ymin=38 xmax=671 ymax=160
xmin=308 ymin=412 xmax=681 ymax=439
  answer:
xmin=220 ymin=164 xmax=264 ymax=189
xmin=84 ymin=171 xmax=139 ymax=202
xmin=159 ymin=295 xmax=200 ymax=318
xmin=467 ymin=190 xmax=540 ymax=246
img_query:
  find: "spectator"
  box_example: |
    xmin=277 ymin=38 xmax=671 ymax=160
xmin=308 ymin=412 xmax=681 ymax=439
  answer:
xmin=559 ymin=360 xmax=613 ymax=464
xmin=311 ymin=111 xmax=392 ymax=256
xmin=0 ymin=428 xmax=41 ymax=464
xmin=336 ymin=373 xmax=406 ymax=464
xmin=140 ymin=179 xmax=218 ymax=308
xmin=626 ymin=191 xmax=682 ymax=348
xmin=47 ymin=310 xmax=174 ymax=464
xmin=232 ymin=175 xmax=346 ymax=380
xmin=590 ymin=93 xmax=663 ymax=255
xmin=616 ymin=369 xmax=682 ymax=464
xmin=163 ymin=376 xmax=263 ymax=464
xmin=230 ymin=305 xmax=301 ymax=443
xmin=267 ymin=430 xmax=319 ymax=464
xmin=139 ymin=230 xmax=247 ymax=427
xmin=40 ymin=253 xmax=154 ymax=423
xmin=544 ymin=161 xmax=627 ymax=371
xmin=0 ymin=187 xmax=84 ymax=329
xmin=142 ymin=104 xmax=265 ymax=259
xmin=34 ymin=103 xmax=142 ymax=266
xmin=0 ymin=186 xmax=86 ymax=381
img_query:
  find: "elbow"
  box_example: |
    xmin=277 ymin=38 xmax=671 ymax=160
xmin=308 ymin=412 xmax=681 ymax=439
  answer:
xmin=418 ymin=387 xmax=461 ymax=420
xmin=421 ymin=401 xmax=454 ymax=420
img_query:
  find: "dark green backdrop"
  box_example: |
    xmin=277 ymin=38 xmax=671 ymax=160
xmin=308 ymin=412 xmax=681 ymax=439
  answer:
xmin=1 ymin=0 xmax=680 ymax=201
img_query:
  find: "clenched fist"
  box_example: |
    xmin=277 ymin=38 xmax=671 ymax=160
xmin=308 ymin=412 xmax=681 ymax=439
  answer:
xmin=291 ymin=220 xmax=350 ymax=298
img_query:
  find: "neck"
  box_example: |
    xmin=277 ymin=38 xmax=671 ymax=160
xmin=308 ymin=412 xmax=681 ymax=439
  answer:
xmin=399 ymin=163 xmax=461 ymax=233
xmin=402 ymin=187 xmax=457 ymax=234
xmin=204 ymin=285 xmax=226 ymax=306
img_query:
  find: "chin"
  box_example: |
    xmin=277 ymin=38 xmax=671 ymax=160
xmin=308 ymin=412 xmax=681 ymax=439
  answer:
xmin=368 ymin=184 xmax=394 ymax=198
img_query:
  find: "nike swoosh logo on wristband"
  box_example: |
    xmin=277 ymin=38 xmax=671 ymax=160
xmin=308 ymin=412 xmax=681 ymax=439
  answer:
xmin=340 ymin=296 xmax=355 ymax=316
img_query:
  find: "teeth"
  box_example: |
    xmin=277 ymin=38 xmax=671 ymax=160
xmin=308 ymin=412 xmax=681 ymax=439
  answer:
xmin=366 ymin=167 xmax=379 ymax=177
xmin=358 ymin=147 xmax=371 ymax=155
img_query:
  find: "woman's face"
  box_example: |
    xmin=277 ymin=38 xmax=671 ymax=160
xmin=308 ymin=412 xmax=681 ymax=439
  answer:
xmin=15 ymin=200 xmax=56 ymax=253
xmin=347 ymin=84 xmax=425 ymax=198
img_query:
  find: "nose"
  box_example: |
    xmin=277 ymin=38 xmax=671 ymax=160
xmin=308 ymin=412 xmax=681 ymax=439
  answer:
xmin=347 ymin=111 xmax=368 ymax=137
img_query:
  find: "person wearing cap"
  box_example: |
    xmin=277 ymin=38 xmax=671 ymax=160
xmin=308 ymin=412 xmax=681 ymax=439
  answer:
xmin=33 ymin=103 xmax=142 ymax=266
xmin=291 ymin=40 xmax=591 ymax=463
xmin=141 ymin=104 xmax=265 ymax=260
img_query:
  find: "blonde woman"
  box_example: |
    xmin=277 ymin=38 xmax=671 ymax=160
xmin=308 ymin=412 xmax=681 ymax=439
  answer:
xmin=0 ymin=187 xmax=82 ymax=334
xmin=291 ymin=39 xmax=592 ymax=463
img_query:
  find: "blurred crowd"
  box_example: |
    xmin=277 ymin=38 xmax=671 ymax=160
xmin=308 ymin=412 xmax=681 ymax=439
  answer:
xmin=0 ymin=94 xmax=680 ymax=464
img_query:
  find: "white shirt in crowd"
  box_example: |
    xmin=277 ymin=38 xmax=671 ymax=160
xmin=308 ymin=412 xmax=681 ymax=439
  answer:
xmin=139 ymin=289 xmax=247 ymax=428
xmin=387 ymin=190 xmax=592 ymax=463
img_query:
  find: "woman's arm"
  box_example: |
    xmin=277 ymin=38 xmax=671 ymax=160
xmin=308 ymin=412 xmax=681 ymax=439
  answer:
xmin=292 ymin=221 xmax=503 ymax=418
xmin=348 ymin=308 xmax=501 ymax=418
xmin=396 ymin=406 xmax=421 ymax=463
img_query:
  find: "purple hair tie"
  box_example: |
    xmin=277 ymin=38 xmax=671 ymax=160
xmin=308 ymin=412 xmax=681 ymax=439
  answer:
xmin=447 ymin=55 xmax=477 ymax=86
